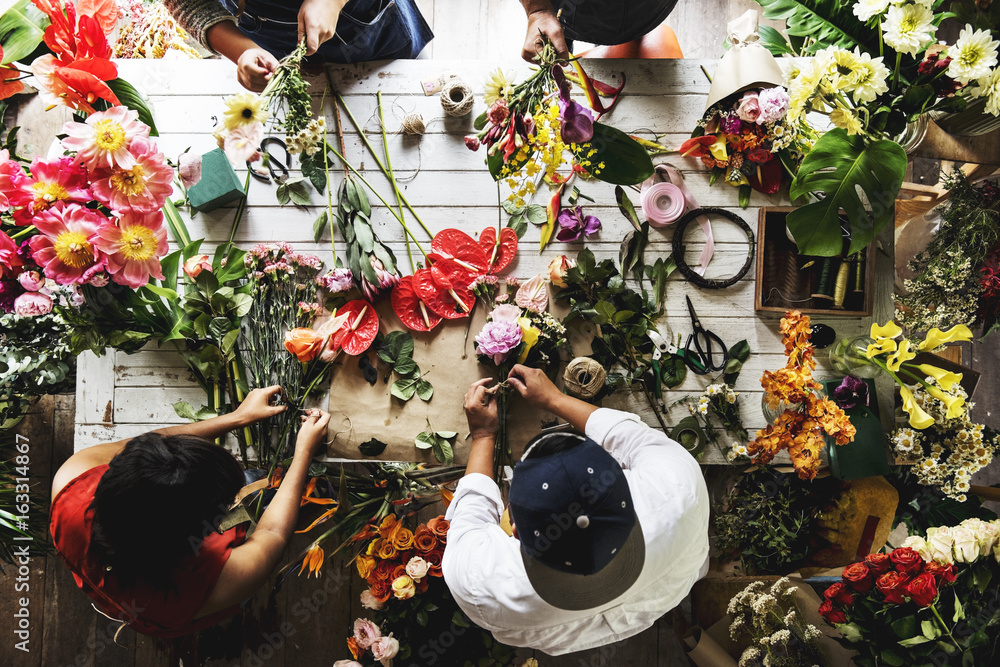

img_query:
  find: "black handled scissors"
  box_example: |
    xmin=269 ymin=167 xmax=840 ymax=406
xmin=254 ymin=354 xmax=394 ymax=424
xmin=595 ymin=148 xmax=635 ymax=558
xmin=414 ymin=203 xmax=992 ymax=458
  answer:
xmin=683 ymin=295 xmax=728 ymax=375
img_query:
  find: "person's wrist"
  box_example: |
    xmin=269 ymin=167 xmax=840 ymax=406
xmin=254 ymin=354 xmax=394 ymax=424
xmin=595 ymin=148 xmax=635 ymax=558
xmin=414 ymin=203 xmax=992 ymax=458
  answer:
xmin=470 ymin=431 xmax=496 ymax=444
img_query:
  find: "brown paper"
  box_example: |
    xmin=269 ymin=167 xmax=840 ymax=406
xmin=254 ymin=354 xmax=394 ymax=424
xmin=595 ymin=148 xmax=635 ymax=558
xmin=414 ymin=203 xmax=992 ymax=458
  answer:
xmin=684 ymin=628 xmax=738 ymax=667
xmin=704 ymin=10 xmax=785 ymax=111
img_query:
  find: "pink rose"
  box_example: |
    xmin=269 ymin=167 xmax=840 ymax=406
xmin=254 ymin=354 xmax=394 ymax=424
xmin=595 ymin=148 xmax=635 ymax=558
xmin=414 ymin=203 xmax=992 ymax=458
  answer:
xmin=17 ymin=271 xmax=44 ymax=292
xmin=489 ymin=303 xmax=522 ymax=324
xmin=183 ymin=254 xmax=212 ymax=279
xmin=405 ymin=556 xmax=430 ymax=582
xmin=735 ymin=91 xmax=761 ymax=124
xmin=371 ymin=634 xmax=400 ymax=664
xmin=360 ymin=588 xmax=385 ymax=611
xmin=14 ymin=291 xmax=53 ymax=316
xmin=352 ymin=618 xmax=381 ymax=650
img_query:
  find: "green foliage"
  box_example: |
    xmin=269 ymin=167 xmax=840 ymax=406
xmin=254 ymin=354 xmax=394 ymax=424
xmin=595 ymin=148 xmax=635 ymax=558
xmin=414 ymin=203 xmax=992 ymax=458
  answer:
xmin=378 ymin=331 xmax=432 ymax=403
xmin=106 ymin=78 xmax=159 ymax=136
xmin=0 ymin=0 xmax=48 ymax=65
xmin=415 ymin=420 xmax=458 ymax=465
xmin=0 ymin=313 xmax=75 ymax=426
xmin=337 ymin=177 xmax=399 ymax=293
xmin=573 ymin=122 xmax=655 ymax=185
xmin=886 ymin=468 xmax=996 ymax=537
xmin=359 ymin=438 xmax=388 ymax=457
xmin=754 ymin=0 xmax=879 ymax=56
xmin=501 ymin=199 xmax=546 ymax=240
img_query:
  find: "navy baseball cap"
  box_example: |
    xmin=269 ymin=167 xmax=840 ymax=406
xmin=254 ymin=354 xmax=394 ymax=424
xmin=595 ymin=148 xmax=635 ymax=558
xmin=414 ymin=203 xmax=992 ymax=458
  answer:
xmin=509 ymin=433 xmax=645 ymax=611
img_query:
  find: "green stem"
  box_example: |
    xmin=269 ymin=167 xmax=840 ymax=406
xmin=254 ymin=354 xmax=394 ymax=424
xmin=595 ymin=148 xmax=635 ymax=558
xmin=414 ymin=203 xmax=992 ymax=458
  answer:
xmin=163 ymin=199 xmax=192 ymax=248
xmin=10 ymin=225 xmax=35 ymax=242
xmin=930 ymin=604 xmax=963 ymax=652
xmin=321 ymin=87 xmax=337 ymax=263
xmin=378 ymin=90 xmax=415 ymax=273
xmin=228 ymin=170 xmax=253 ymax=246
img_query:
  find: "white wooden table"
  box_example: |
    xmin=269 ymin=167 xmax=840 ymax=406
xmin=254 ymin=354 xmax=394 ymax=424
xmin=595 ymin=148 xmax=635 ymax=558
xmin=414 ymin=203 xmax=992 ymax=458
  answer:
xmin=67 ymin=59 xmax=894 ymax=463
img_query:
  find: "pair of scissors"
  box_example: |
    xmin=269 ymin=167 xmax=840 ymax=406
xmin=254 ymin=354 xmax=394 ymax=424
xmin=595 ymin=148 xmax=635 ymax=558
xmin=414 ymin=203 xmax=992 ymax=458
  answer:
xmin=249 ymin=137 xmax=291 ymax=183
xmin=683 ymin=295 xmax=728 ymax=375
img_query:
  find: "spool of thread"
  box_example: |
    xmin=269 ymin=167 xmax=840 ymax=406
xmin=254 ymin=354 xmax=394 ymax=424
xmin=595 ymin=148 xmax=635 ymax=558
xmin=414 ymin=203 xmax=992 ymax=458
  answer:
xmin=832 ymin=259 xmax=850 ymax=309
xmin=640 ymin=182 xmax=686 ymax=227
xmin=853 ymin=250 xmax=866 ymax=294
xmin=563 ymin=357 xmax=606 ymax=400
xmin=812 ymin=257 xmax=836 ymax=302
xmin=440 ymin=80 xmax=474 ymax=117
xmin=400 ymin=113 xmax=426 ymax=135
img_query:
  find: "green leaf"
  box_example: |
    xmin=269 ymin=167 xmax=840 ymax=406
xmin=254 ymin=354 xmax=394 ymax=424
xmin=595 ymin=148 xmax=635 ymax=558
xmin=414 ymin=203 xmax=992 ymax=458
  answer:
xmin=416 ymin=610 xmax=428 ymax=627
xmin=507 ymin=213 xmax=527 ymax=239
xmin=891 ymin=616 xmax=917 ymax=640
xmin=382 ymin=330 xmax=414 ymax=360
xmin=898 ymin=636 xmax=931 ymax=647
xmin=221 ymin=328 xmax=239 ymax=356
xmin=0 ymin=0 xmax=48 ymax=65
xmin=415 ymin=431 xmax=436 ymax=450
xmin=354 ymin=218 xmax=376 ymax=253
xmin=391 ymin=378 xmax=417 ymax=401
xmin=758 ymin=24 xmax=796 ymax=56
xmin=839 ymin=622 xmax=864 ymax=643
xmin=473 ymin=111 xmax=487 ymax=131
xmin=276 ymin=183 xmax=290 ymax=206
xmin=615 ymin=186 xmax=642 ymax=229
xmin=300 ymin=154 xmax=327 ymax=193
xmin=575 ymin=123 xmax=653 ymax=185
xmin=285 ymin=178 xmax=312 ymax=206
xmin=393 ymin=357 xmax=417 ymax=376
xmin=954 ymin=594 xmax=965 ymax=623
xmin=107 ymin=78 xmax=159 ymax=136
xmin=436 ymin=431 xmax=458 ymax=439
xmin=524 ymin=204 xmax=547 ymax=225
xmin=359 ymin=438 xmax=388 ymax=457
xmin=312 ymin=211 xmax=329 ymax=243
xmin=879 ymin=649 xmax=905 ymax=666
xmin=788 ymin=129 xmax=907 ymax=256
xmin=723 ymin=339 xmax=751 ymax=385
xmin=660 ymin=354 xmax=687 ymax=389
xmin=432 ymin=435 xmax=453 ymax=465
xmin=754 ymin=0 xmax=879 ymax=56
xmin=920 ymin=620 xmax=941 ymax=640
xmin=416 ymin=379 xmax=434 ymax=401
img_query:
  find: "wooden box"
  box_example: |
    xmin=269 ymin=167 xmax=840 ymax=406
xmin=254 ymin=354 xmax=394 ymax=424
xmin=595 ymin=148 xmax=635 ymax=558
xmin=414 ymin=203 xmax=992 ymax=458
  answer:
xmin=754 ymin=206 xmax=876 ymax=316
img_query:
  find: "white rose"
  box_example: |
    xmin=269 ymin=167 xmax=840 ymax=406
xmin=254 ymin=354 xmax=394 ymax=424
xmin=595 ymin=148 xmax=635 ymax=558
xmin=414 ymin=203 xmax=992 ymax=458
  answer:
xmin=902 ymin=535 xmax=932 ymax=561
xmin=360 ymin=588 xmax=385 ymax=611
xmin=926 ymin=526 xmax=955 ymax=564
xmin=952 ymin=527 xmax=979 ymax=563
xmin=405 ymin=556 xmax=430 ymax=581
xmin=973 ymin=520 xmax=1000 ymax=557
xmin=372 ymin=634 xmax=400 ymax=665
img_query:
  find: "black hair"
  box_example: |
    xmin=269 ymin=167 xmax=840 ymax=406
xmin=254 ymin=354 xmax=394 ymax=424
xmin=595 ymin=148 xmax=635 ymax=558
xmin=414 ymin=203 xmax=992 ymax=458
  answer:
xmin=87 ymin=432 xmax=245 ymax=590
xmin=521 ymin=432 xmax=586 ymax=461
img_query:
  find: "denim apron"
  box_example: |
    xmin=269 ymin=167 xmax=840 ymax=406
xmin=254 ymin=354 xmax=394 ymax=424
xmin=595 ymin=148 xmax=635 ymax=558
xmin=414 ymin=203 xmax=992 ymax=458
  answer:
xmin=551 ymin=0 xmax=679 ymax=46
xmin=221 ymin=0 xmax=433 ymax=62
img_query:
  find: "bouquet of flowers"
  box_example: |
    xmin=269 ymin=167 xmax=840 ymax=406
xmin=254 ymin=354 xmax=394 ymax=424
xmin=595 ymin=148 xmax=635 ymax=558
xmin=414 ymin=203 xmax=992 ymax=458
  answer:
xmin=728 ymin=577 xmax=827 ymax=666
xmin=680 ymin=86 xmax=814 ymax=207
xmin=750 ymin=311 xmax=855 ymax=480
xmin=113 ymin=0 xmax=202 ymax=60
xmin=821 ymin=519 xmax=1000 ymax=666
xmin=678 ymin=381 xmax=751 ymax=462
xmin=467 ymin=42 xmax=654 ymax=206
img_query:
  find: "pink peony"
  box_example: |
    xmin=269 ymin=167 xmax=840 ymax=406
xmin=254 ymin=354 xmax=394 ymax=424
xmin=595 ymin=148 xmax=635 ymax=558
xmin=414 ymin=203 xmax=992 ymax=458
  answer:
xmin=475 ymin=319 xmax=522 ymax=364
xmin=359 ymin=588 xmax=385 ymax=611
xmin=90 ymin=136 xmax=175 ymax=214
xmin=17 ymin=271 xmax=44 ymax=292
xmin=0 ymin=228 xmax=23 ymax=278
xmin=371 ymin=634 xmax=399 ymax=665
xmin=13 ymin=291 xmax=52 ymax=317
xmin=0 ymin=149 xmax=26 ymax=212
xmin=177 ymin=151 xmax=202 ymax=188
xmin=28 ymin=204 xmax=107 ymax=285
xmin=182 ymin=254 xmax=212 ymax=279
xmin=735 ymin=91 xmax=761 ymax=124
xmin=489 ymin=303 xmax=522 ymax=324
xmin=757 ymin=87 xmax=790 ymax=124
xmin=353 ymin=618 xmax=381 ymax=650
xmin=93 ymin=211 xmax=168 ymax=288
xmin=61 ymin=106 xmax=150 ymax=171
xmin=6 ymin=156 xmax=91 ymax=225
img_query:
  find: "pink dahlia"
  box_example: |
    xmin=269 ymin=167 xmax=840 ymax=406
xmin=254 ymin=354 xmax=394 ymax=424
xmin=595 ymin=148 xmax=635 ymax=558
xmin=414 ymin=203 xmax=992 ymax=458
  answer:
xmin=475 ymin=319 xmax=522 ymax=365
xmin=91 ymin=136 xmax=174 ymax=214
xmin=93 ymin=211 xmax=168 ymax=288
xmin=7 ymin=156 xmax=91 ymax=225
xmin=61 ymin=106 xmax=150 ymax=171
xmin=28 ymin=204 xmax=107 ymax=284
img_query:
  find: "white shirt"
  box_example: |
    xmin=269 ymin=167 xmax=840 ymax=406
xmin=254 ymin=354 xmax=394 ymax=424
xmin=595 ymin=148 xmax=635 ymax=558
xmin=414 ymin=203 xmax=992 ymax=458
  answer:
xmin=442 ymin=408 xmax=710 ymax=656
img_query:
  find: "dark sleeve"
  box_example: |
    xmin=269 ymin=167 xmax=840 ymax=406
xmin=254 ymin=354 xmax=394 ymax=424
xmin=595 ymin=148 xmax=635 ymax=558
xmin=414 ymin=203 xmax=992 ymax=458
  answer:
xmin=162 ymin=0 xmax=239 ymax=52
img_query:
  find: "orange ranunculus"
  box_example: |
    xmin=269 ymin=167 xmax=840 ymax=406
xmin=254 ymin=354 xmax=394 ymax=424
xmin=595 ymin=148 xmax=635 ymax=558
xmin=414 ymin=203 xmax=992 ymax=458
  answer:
xmin=347 ymin=636 xmax=363 ymax=660
xmin=356 ymin=555 xmax=376 ymax=580
xmin=298 ymin=544 xmax=324 ymax=578
xmin=369 ymin=577 xmax=392 ymax=603
xmin=426 ymin=516 xmax=450 ymax=540
xmin=413 ymin=526 xmax=438 ymax=554
xmin=392 ymin=527 xmax=414 ymax=551
xmin=375 ymin=538 xmax=397 ymax=561
xmin=284 ymin=327 xmax=324 ymax=362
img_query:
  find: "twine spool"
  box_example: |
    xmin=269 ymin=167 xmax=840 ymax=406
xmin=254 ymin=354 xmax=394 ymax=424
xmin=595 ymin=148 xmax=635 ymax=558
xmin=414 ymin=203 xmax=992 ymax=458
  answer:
xmin=563 ymin=357 xmax=606 ymax=400
xmin=440 ymin=80 xmax=474 ymax=117
xmin=400 ymin=113 xmax=426 ymax=135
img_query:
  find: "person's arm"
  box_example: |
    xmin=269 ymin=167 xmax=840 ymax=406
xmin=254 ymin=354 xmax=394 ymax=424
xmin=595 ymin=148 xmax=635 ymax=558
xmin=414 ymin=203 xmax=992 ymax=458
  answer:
xmin=507 ymin=364 xmax=596 ymax=431
xmin=519 ymin=0 xmax=569 ymax=61
xmin=195 ymin=409 xmax=331 ymax=617
xmin=462 ymin=378 xmax=498 ymax=478
xmin=204 ymin=21 xmax=279 ymax=92
xmin=298 ymin=0 xmax=348 ymax=55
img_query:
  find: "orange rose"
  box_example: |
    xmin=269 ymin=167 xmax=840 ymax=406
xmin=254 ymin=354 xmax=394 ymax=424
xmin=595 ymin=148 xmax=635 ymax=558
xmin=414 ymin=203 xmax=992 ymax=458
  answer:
xmin=369 ymin=577 xmax=392 ymax=603
xmin=426 ymin=516 xmax=449 ymax=540
xmin=356 ymin=555 xmax=376 ymax=580
xmin=375 ymin=539 xmax=397 ymax=561
xmin=392 ymin=527 xmax=414 ymax=551
xmin=378 ymin=514 xmax=400 ymax=539
xmin=413 ymin=526 xmax=438 ymax=554
xmin=424 ymin=549 xmax=444 ymax=578
xmin=391 ymin=564 xmax=408 ymax=582
xmin=373 ymin=560 xmax=395 ymax=582
xmin=284 ymin=327 xmax=324 ymax=362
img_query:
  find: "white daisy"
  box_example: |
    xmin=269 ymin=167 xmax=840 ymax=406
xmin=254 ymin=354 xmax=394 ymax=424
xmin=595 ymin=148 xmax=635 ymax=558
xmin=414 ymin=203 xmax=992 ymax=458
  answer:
xmin=850 ymin=48 xmax=891 ymax=102
xmin=948 ymin=25 xmax=1000 ymax=83
xmin=853 ymin=0 xmax=891 ymax=22
xmin=882 ymin=3 xmax=937 ymax=57
xmin=971 ymin=67 xmax=1000 ymax=116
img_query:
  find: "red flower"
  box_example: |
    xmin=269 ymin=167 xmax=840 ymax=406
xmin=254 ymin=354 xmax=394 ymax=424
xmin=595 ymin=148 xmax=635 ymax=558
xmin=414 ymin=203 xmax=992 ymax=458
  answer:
xmin=818 ymin=599 xmax=847 ymax=624
xmin=823 ymin=582 xmax=855 ymax=607
xmin=0 ymin=47 xmax=24 ymax=102
xmin=678 ymin=135 xmax=718 ymax=159
xmin=746 ymin=147 xmax=774 ymax=164
xmin=906 ymin=573 xmax=938 ymax=608
xmin=890 ymin=547 xmax=923 ymax=575
xmin=924 ymin=561 xmax=957 ymax=584
xmin=842 ymin=562 xmax=874 ymax=593
xmin=748 ymin=157 xmax=783 ymax=194
xmin=864 ymin=552 xmax=892 ymax=575
xmin=876 ymin=571 xmax=911 ymax=604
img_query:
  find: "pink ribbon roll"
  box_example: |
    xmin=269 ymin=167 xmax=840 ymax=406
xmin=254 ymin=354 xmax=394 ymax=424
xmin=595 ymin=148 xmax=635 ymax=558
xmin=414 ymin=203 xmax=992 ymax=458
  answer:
xmin=640 ymin=164 xmax=715 ymax=276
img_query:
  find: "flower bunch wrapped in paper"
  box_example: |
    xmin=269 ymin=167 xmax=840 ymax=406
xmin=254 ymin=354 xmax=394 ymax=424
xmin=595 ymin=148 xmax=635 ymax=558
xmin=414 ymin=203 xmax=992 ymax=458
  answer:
xmin=750 ymin=311 xmax=856 ymax=480
xmin=467 ymin=41 xmax=654 ymax=205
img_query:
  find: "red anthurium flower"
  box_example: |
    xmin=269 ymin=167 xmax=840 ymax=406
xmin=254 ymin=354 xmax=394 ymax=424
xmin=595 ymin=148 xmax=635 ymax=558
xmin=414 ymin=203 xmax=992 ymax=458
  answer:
xmin=679 ymin=135 xmax=717 ymax=159
xmin=31 ymin=54 xmax=119 ymax=114
xmin=478 ymin=226 xmax=517 ymax=273
xmin=431 ymin=229 xmax=489 ymax=275
xmin=391 ymin=275 xmax=442 ymax=331
xmin=748 ymin=157 xmax=782 ymax=195
xmin=413 ymin=268 xmax=473 ymax=319
xmin=329 ymin=299 xmax=379 ymax=355
xmin=76 ymin=0 xmax=119 ymax=36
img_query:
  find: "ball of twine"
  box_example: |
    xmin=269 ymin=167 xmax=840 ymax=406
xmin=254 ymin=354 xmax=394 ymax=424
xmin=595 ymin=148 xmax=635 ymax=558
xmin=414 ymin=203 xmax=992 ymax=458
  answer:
xmin=440 ymin=79 xmax=475 ymax=117
xmin=563 ymin=357 xmax=606 ymax=400
xmin=400 ymin=113 xmax=426 ymax=135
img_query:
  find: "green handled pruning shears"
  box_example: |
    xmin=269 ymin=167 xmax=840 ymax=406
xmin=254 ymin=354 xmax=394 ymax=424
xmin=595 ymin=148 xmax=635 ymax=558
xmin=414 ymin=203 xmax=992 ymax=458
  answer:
xmin=648 ymin=329 xmax=706 ymax=377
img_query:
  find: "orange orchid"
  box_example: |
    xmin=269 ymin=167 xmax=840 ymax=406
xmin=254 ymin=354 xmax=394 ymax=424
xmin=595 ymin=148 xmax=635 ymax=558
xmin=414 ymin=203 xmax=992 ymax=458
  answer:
xmin=298 ymin=544 xmax=324 ymax=578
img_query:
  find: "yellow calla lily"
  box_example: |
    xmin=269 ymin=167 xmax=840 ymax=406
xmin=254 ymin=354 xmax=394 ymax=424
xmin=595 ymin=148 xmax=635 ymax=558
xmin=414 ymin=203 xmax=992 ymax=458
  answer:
xmin=866 ymin=337 xmax=897 ymax=358
xmin=886 ymin=339 xmax=916 ymax=372
xmin=918 ymin=325 xmax=973 ymax=351
xmin=517 ymin=318 xmax=540 ymax=364
xmin=708 ymin=134 xmax=728 ymax=161
xmin=900 ymin=385 xmax=935 ymax=430
xmin=916 ymin=364 xmax=963 ymax=391
xmin=925 ymin=385 xmax=967 ymax=421
xmin=870 ymin=321 xmax=902 ymax=340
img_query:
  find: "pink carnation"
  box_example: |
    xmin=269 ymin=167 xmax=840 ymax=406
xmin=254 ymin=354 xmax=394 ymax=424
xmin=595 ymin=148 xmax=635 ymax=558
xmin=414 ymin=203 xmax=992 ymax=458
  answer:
xmin=92 ymin=211 xmax=168 ymax=288
xmin=61 ymin=106 xmax=150 ymax=171
xmin=90 ymin=136 xmax=175 ymax=214
xmin=475 ymin=319 xmax=522 ymax=364
xmin=28 ymin=204 xmax=107 ymax=285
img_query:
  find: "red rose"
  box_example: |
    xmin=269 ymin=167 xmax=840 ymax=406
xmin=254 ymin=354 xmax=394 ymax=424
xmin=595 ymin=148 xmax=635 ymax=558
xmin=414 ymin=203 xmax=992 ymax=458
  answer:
xmin=907 ymin=573 xmax=939 ymax=608
xmin=818 ymin=599 xmax=847 ymax=624
xmin=890 ymin=547 xmax=923 ymax=575
xmin=924 ymin=561 xmax=957 ymax=584
xmin=876 ymin=571 xmax=910 ymax=604
xmin=842 ymin=562 xmax=874 ymax=593
xmin=823 ymin=582 xmax=855 ymax=607
xmin=864 ymin=553 xmax=892 ymax=574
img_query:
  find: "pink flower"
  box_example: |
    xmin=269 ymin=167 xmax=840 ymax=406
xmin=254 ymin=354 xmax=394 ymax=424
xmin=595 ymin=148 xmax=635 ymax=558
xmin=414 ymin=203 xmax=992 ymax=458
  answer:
xmin=0 ymin=279 xmax=23 ymax=312
xmin=6 ymin=157 xmax=91 ymax=225
xmin=464 ymin=135 xmax=481 ymax=151
xmin=28 ymin=204 xmax=107 ymax=284
xmin=0 ymin=228 xmax=23 ymax=278
xmin=0 ymin=149 xmax=26 ymax=212
xmin=87 ymin=272 xmax=109 ymax=287
xmin=90 ymin=136 xmax=174 ymax=213
xmin=720 ymin=112 xmax=742 ymax=134
xmin=360 ymin=256 xmax=399 ymax=300
xmin=371 ymin=634 xmax=399 ymax=665
xmin=183 ymin=254 xmax=212 ymax=279
xmin=353 ymin=618 xmax=381 ymax=650
xmin=515 ymin=273 xmax=548 ymax=313
xmin=222 ymin=122 xmax=264 ymax=166
xmin=13 ymin=291 xmax=52 ymax=316
xmin=359 ymin=588 xmax=385 ymax=611
xmin=333 ymin=662 xmax=363 ymax=667
xmin=93 ymin=211 xmax=168 ymax=288
xmin=487 ymin=99 xmax=509 ymax=125
xmin=17 ymin=271 xmax=44 ymax=292
xmin=757 ymin=87 xmax=790 ymax=124
xmin=61 ymin=106 xmax=150 ymax=171
xmin=475 ymin=320 xmax=522 ymax=364
xmin=489 ymin=303 xmax=522 ymax=324
xmin=735 ymin=91 xmax=761 ymax=124
xmin=178 ymin=151 xmax=202 ymax=188
xmin=317 ymin=267 xmax=354 ymax=293
xmin=405 ymin=556 xmax=430 ymax=581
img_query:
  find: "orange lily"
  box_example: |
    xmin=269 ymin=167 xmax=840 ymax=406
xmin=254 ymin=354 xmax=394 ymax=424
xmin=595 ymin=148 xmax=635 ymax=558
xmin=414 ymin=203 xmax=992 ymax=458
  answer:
xmin=298 ymin=544 xmax=324 ymax=577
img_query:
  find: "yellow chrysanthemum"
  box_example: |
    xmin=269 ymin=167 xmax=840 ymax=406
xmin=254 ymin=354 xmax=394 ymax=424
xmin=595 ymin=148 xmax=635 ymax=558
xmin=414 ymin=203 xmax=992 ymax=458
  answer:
xmin=223 ymin=92 xmax=268 ymax=131
xmin=484 ymin=68 xmax=514 ymax=106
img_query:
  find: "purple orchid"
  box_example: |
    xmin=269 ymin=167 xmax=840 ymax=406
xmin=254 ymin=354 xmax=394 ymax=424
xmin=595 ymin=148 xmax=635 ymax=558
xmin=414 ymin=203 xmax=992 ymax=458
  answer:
xmin=556 ymin=206 xmax=602 ymax=242
xmin=834 ymin=375 xmax=870 ymax=410
xmin=552 ymin=66 xmax=594 ymax=144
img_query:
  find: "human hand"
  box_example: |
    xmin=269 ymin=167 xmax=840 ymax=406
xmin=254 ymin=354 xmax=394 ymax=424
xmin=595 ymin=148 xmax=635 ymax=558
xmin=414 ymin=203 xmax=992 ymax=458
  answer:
xmin=299 ymin=0 xmax=345 ymax=55
xmin=236 ymin=47 xmax=279 ymax=92
xmin=464 ymin=378 xmax=499 ymax=439
xmin=507 ymin=364 xmax=560 ymax=410
xmin=234 ymin=386 xmax=287 ymax=425
xmin=522 ymin=10 xmax=569 ymax=62
xmin=295 ymin=408 xmax=331 ymax=458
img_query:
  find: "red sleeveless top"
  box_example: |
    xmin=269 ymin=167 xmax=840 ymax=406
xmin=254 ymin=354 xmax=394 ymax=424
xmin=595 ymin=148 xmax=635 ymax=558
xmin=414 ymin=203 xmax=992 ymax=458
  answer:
xmin=50 ymin=465 xmax=247 ymax=638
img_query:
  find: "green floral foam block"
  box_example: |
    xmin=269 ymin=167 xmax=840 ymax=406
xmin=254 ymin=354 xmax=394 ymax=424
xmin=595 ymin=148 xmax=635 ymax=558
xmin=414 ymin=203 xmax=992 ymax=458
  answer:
xmin=187 ymin=148 xmax=246 ymax=212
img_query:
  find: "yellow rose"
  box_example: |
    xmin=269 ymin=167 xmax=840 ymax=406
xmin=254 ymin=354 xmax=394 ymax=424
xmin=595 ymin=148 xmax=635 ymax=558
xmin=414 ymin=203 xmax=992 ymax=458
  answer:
xmin=919 ymin=325 xmax=973 ymax=351
xmin=356 ymin=555 xmax=376 ymax=580
xmin=376 ymin=539 xmax=397 ymax=561
xmin=885 ymin=339 xmax=916 ymax=372
xmin=391 ymin=575 xmax=416 ymax=600
xmin=900 ymin=385 xmax=935 ymax=430
xmin=917 ymin=364 xmax=963 ymax=391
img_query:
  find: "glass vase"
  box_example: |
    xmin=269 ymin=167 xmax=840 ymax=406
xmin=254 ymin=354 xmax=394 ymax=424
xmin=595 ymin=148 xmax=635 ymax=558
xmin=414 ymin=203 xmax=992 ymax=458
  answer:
xmin=829 ymin=336 xmax=882 ymax=379
xmin=894 ymin=114 xmax=929 ymax=155
xmin=930 ymin=97 xmax=1000 ymax=137
xmin=761 ymin=396 xmax=799 ymax=425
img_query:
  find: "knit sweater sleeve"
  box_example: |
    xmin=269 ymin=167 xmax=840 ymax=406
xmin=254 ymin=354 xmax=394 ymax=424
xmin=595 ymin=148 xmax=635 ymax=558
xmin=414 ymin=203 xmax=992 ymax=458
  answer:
xmin=163 ymin=0 xmax=238 ymax=52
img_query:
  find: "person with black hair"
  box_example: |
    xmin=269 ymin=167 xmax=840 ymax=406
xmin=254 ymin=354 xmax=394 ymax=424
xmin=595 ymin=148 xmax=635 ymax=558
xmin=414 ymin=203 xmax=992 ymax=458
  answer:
xmin=49 ymin=385 xmax=331 ymax=638
xmin=443 ymin=365 xmax=709 ymax=655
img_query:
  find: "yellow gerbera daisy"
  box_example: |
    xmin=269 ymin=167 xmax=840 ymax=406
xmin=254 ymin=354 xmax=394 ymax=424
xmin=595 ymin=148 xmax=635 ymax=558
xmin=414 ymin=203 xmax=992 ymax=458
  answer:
xmin=223 ymin=92 xmax=269 ymax=131
xmin=484 ymin=68 xmax=514 ymax=106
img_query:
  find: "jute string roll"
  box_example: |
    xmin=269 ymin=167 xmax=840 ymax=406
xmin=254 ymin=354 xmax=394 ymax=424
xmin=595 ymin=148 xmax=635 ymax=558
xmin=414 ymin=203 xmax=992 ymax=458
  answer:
xmin=441 ymin=80 xmax=474 ymax=117
xmin=400 ymin=113 xmax=426 ymax=135
xmin=563 ymin=357 xmax=606 ymax=400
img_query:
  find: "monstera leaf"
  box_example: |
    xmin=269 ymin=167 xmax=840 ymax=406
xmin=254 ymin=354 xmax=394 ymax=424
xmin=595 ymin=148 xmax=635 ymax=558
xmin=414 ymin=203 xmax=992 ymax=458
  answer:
xmin=755 ymin=0 xmax=877 ymax=56
xmin=0 ymin=0 xmax=48 ymax=65
xmin=788 ymin=128 xmax=906 ymax=257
